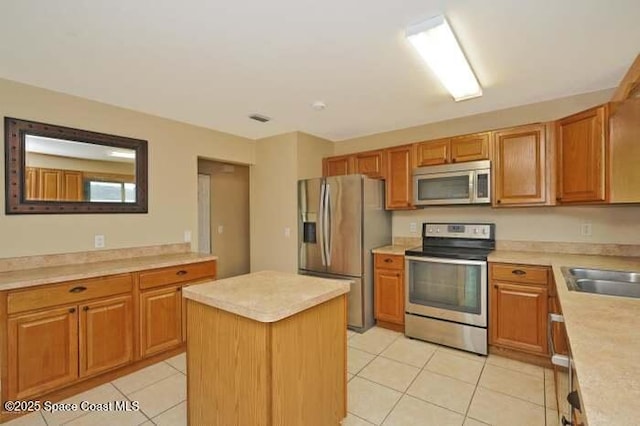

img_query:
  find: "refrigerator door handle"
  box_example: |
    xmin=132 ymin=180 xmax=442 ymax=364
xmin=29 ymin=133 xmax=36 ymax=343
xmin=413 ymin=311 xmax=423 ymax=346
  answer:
xmin=324 ymin=183 xmax=332 ymax=266
xmin=318 ymin=182 xmax=327 ymax=266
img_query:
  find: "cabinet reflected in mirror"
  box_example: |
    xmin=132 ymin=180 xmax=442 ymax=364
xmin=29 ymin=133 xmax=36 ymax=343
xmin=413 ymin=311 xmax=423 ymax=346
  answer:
xmin=5 ymin=117 xmax=147 ymax=214
xmin=25 ymin=136 xmax=136 ymax=203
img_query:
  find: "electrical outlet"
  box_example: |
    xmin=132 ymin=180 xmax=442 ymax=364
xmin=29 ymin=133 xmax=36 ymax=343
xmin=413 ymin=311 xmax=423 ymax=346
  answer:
xmin=183 ymin=230 xmax=192 ymax=243
xmin=94 ymin=234 xmax=105 ymax=249
xmin=284 ymin=227 xmax=291 ymax=238
xmin=217 ymin=225 xmax=224 ymax=234
xmin=409 ymin=222 xmax=417 ymax=233
xmin=581 ymin=223 xmax=593 ymax=237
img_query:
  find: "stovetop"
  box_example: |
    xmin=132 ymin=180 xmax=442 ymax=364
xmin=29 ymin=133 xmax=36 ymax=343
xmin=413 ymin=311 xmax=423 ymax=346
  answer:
xmin=405 ymin=222 xmax=496 ymax=261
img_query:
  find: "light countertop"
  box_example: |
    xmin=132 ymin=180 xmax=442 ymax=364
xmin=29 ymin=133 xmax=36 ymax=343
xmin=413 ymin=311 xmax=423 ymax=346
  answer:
xmin=0 ymin=252 xmax=218 ymax=291
xmin=182 ymin=270 xmax=351 ymax=323
xmin=490 ymin=250 xmax=640 ymax=426
xmin=372 ymin=245 xmax=417 ymax=255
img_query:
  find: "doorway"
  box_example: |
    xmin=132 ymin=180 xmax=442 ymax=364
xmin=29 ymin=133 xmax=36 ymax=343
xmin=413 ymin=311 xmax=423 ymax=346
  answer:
xmin=197 ymin=159 xmax=250 ymax=279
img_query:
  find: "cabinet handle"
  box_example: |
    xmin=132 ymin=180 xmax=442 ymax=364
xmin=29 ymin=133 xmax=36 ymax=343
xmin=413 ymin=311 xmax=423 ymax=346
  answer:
xmin=176 ymin=270 xmax=188 ymax=276
xmin=176 ymin=287 xmax=181 ymax=292
xmin=83 ymin=306 xmax=89 ymax=312
xmin=512 ymin=269 xmax=526 ymax=276
xmin=451 ymin=158 xmax=457 ymax=163
xmin=69 ymin=308 xmax=76 ymax=313
xmin=497 ymin=200 xmax=502 ymax=204
xmin=384 ymin=258 xmax=393 ymax=263
xmin=69 ymin=286 xmax=87 ymax=293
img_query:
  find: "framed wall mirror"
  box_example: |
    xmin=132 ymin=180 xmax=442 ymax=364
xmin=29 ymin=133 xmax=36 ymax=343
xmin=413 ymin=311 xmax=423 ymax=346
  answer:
xmin=4 ymin=117 xmax=148 ymax=214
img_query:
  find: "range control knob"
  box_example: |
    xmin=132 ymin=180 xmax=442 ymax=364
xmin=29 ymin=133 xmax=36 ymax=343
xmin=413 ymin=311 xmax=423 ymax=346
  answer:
xmin=474 ymin=228 xmax=480 ymax=234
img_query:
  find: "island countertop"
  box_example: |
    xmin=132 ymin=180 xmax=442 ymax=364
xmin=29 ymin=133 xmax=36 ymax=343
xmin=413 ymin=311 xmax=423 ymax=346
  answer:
xmin=182 ymin=270 xmax=351 ymax=322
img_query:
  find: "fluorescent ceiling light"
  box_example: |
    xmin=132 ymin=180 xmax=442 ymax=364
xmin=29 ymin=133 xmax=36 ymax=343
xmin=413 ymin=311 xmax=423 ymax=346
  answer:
xmin=109 ymin=151 xmax=135 ymax=159
xmin=406 ymin=15 xmax=482 ymax=101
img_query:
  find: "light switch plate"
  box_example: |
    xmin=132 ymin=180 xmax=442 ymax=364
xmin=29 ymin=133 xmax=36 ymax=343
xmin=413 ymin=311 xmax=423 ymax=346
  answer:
xmin=581 ymin=223 xmax=592 ymax=237
xmin=409 ymin=222 xmax=417 ymax=233
xmin=217 ymin=225 xmax=224 ymax=234
xmin=94 ymin=234 xmax=105 ymax=249
xmin=284 ymin=227 xmax=291 ymax=238
xmin=183 ymin=230 xmax=192 ymax=243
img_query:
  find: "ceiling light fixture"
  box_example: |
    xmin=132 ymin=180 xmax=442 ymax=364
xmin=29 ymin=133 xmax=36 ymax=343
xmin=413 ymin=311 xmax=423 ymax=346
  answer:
xmin=109 ymin=151 xmax=136 ymax=159
xmin=406 ymin=15 xmax=482 ymax=101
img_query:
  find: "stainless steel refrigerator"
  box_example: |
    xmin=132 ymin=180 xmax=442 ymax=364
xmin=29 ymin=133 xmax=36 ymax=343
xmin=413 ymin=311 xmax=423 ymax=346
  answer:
xmin=298 ymin=175 xmax=391 ymax=332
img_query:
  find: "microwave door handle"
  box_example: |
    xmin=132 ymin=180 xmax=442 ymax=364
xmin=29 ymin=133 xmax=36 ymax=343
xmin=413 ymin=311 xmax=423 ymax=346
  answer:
xmin=469 ymin=171 xmax=476 ymax=203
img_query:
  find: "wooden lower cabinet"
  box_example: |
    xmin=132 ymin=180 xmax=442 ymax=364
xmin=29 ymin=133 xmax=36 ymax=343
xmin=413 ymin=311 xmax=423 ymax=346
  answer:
xmin=140 ymin=285 xmax=183 ymax=357
xmin=374 ymin=254 xmax=405 ymax=329
xmin=7 ymin=305 xmax=79 ymax=399
xmin=490 ymin=281 xmax=549 ymax=355
xmin=79 ymin=295 xmax=133 ymax=377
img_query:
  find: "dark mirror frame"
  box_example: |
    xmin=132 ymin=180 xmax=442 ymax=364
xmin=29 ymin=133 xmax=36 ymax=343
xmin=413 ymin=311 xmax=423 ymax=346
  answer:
xmin=4 ymin=117 xmax=148 ymax=214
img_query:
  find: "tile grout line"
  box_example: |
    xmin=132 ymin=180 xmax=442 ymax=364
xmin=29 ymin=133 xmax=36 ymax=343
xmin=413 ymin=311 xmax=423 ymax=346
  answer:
xmin=112 ymin=378 xmax=153 ymax=424
xmin=462 ymin=357 xmax=488 ymax=420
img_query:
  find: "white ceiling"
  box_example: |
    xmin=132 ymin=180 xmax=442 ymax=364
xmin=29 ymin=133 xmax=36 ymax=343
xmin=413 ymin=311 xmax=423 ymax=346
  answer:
xmin=0 ymin=0 xmax=638 ymax=141
xmin=26 ymin=135 xmax=135 ymax=163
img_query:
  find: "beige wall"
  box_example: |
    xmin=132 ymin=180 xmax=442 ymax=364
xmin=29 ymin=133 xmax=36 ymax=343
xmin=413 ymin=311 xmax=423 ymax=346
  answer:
xmin=198 ymin=160 xmax=250 ymax=279
xmin=0 ymin=78 xmax=255 ymax=258
xmin=394 ymin=205 xmax=640 ymax=244
xmin=250 ymin=132 xmax=298 ymax=272
xmin=334 ymin=89 xmax=613 ymax=154
xmin=250 ymin=131 xmax=332 ymax=273
xmin=297 ymin=132 xmax=334 ymax=180
xmin=26 ymin=152 xmax=136 ymax=175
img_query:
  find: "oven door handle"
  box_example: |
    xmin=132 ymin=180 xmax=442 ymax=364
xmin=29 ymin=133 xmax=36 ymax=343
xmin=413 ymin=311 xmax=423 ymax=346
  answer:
xmin=405 ymin=256 xmax=487 ymax=267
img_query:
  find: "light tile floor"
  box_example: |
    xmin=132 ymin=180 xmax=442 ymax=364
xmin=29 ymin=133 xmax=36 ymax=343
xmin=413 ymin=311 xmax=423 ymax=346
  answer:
xmin=7 ymin=327 xmax=560 ymax=426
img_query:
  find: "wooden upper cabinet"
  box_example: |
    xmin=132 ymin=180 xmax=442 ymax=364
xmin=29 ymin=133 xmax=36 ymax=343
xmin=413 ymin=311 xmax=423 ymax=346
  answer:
xmin=385 ymin=145 xmax=413 ymax=210
xmin=556 ymin=105 xmax=609 ymax=203
xmin=450 ymin=132 xmax=490 ymax=163
xmin=25 ymin=167 xmax=38 ymax=200
xmin=414 ymin=132 xmax=489 ymax=167
xmin=493 ymin=124 xmax=547 ymax=206
xmin=354 ymin=150 xmax=385 ymax=179
xmin=62 ymin=171 xmax=84 ymax=201
xmin=323 ymin=155 xmax=354 ymax=177
xmin=38 ymin=168 xmax=63 ymax=201
xmin=7 ymin=305 xmax=79 ymax=399
xmin=79 ymin=295 xmax=133 ymax=378
xmin=415 ymin=139 xmax=450 ymax=167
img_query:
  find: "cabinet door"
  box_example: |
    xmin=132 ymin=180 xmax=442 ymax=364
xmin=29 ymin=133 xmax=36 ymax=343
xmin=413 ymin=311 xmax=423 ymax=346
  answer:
xmin=79 ymin=295 xmax=133 ymax=378
xmin=556 ymin=105 xmax=608 ymax=203
xmin=323 ymin=156 xmax=354 ymax=177
xmin=38 ymin=168 xmax=63 ymax=201
xmin=140 ymin=285 xmax=182 ymax=357
xmin=450 ymin=133 xmax=490 ymax=163
xmin=7 ymin=306 xmax=78 ymax=399
xmin=354 ymin=150 xmax=385 ymax=179
xmin=493 ymin=124 xmax=547 ymax=205
xmin=374 ymin=269 xmax=404 ymax=325
xmin=415 ymin=139 xmax=449 ymax=166
xmin=490 ymin=282 xmax=548 ymax=354
xmin=62 ymin=171 xmax=84 ymax=201
xmin=385 ymin=145 xmax=413 ymax=210
xmin=25 ymin=167 xmax=39 ymax=200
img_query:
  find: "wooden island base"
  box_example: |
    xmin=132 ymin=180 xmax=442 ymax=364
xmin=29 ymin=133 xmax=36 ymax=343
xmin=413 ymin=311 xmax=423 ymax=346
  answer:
xmin=186 ymin=295 xmax=347 ymax=426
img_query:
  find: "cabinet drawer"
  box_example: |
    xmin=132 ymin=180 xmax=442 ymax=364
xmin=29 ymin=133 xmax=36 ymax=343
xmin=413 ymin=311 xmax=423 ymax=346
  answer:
xmin=374 ymin=254 xmax=404 ymax=270
xmin=138 ymin=261 xmax=216 ymax=290
xmin=491 ymin=263 xmax=549 ymax=285
xmin=8 ymin=274 xmax=133 ymax=315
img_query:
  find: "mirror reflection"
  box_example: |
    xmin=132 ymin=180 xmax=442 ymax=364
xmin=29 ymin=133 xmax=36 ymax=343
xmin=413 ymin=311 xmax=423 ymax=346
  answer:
xmin=24 ymin=135 xmax=136 ymax=203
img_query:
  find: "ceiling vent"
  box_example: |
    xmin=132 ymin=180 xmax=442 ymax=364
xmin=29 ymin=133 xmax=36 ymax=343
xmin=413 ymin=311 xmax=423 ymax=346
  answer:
xmin=249 ymin=114 xmax=271 ymax=123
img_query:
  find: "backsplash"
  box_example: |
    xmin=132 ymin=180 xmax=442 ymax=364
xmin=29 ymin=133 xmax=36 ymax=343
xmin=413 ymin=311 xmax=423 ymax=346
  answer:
xmin=393 ymin=205 xmax=640 ymax=245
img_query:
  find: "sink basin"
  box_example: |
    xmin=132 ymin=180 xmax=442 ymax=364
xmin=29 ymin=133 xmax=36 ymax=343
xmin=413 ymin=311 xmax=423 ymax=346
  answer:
xmin=562 ymin=267 xmax=640 ymax=298
xmin=568 ymin=268 xmax=640 ymax=283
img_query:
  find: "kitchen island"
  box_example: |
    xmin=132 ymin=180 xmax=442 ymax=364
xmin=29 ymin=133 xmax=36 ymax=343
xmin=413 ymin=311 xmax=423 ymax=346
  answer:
xmin=182 ymin=270 xmax=350 ymax=426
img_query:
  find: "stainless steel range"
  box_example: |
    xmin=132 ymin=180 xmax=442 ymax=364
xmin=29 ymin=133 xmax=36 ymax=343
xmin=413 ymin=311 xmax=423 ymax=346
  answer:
xmin=405 ymin=223 xmax=495 ymax=355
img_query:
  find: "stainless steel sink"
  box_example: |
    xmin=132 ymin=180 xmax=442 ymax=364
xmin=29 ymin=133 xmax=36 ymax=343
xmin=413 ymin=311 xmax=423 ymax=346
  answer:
xmin=568 ymin=268 xmax=640 ymax=283
xmin=562 ymin=267 xmax=640 ymax=298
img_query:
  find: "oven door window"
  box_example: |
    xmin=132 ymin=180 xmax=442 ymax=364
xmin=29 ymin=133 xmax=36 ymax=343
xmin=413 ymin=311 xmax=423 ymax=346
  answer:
xmin=417 ymin=174 xmax=470 ymax=201
xmin=408 ymin=260 xmax=482 ymax=314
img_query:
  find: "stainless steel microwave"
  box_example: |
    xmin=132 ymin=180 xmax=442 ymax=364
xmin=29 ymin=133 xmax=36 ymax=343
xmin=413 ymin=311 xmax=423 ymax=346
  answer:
xmin=413 ymin=160 xmax=491 ymax=206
